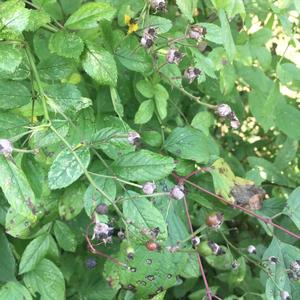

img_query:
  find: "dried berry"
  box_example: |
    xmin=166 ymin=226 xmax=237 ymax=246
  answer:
xmin=150 ymin=227 xmax=160 ymax=239
xmin=166 ymin=48 xmax=183 ymax=65
xmin=170 ymin=185 xmax=185 ymax=200
xmin=215 ymin=104 xmax=232 ymax=117
xmin=208 ymin=241 xmax=225 ymax=256
xmin=166 ymin=245 xmax=180 ymax=253
xmin=127 ymin=131 xmax=141 ymax=145
xmin=0 ymin=139 xmax=13 ymax=156
xmin=95 ymin=203 xmax=108 ymax=215
xmin=231 ymin=260 xmax=240 ymax=270
xmin=247 ymin=245 xmax=257 ymax=254
xmin=146 ymin=241 xmax=158 ymax=251
xmin=269 ymin=256 xmax=279 ymax=264
xmin=142 ymin=182 xmax=156 ymax=195
xmin=85 ymin=258 xmax=97 ymax=269
xmin=92 ymin=222 xmax=113 ymax=243
xmin=188 ymin=25 xmax=207 ymax=41
xmin=290 ymin=260 xmax=300 ymax=272
xmin=141 ymin=27 xmax=157 ymax=48
xmin=117 ymin=231 xmax=125 ymax=240
xmin=150 ymin=0 xmax=167 ymax=12
xmin=206 ymin=212 xmax=224 ymax=229
xmin=191 ymin=236 xmax=200 ymax=248
xmin=184 ymin=67 xmax=201 ymax=83
xmin=280 ymin=291 xmax=291 ymax=300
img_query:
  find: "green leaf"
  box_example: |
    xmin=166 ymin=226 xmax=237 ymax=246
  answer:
xmin=65 ymin=2 xmax=116 ymax=30
xmin=24 ymin=259 xmax=65 ymax=300
xmin=45 ymin=83 xmax=82 ymax=112
xmin=0 ymin=229 xmax=16 ymax=282
xmin=134 ymin=100 xmax=155 ymax=124
xmin=0 ymin=0 xmax=30 ymax=32
xmin=110 ymin=87 xmax=124 ymax=118
xmin=219 ymin=9 xmax=236 ymax=62
xmin=275 ymin=102 xmax=300 ymax=140
xmin=0 ymin=111 xmax=28 ymax=139
xmin=112 ymin=149 xmax=175 ymax=181
xmin=82 ymin=48 xmax=117 ymax=86
xmin=0 ymin=156 xmax=37 ymax=218
xmin=48 ymin=147 xmax=91 ymax=190
xmin=84 ymin=176 xmax=116 ymax=217
xmin=277 ymin=63 xmax=300 ymax=86
xmin=0 ymin=44 xmax=22 ymax=73
xmin=154 ymin=84 xmax=169 ymax=120
xmin=59 ymin=183 xmax=85 ymax=220
xmin=191 ymin=112 xmax=214 ymax=136
xmin=220 ymin=63 xmax=236 ymax=95
xmin=53 ymin=220 xmax=77 ymax=252
xmin=176 ymin=0 xmax=196 ymax=21
xmin=195 ymin=23 xmax=222 ymax=44
xmin=19 ymin=234 xmax=50 ymax=274
xmin=164 ymin=127 xmax=219 ymax=163
xmin=143 ymin=16 xmax=173 ymax=34
xmin=205 ymin=247 xmax=233 ymax=270
xmin=274 ymin=138 xmax=298 ymax=170
xmin=26 ymin=9 xmax=51 ymax=32
xmin=0 ymin=80 xmax=31 ymax=110
xmin=0 ymin=282 xmax=32 ymax=300
xmin=136 ymin=80 xmax=154 ymax=98
xmin=123 ymin=191 xmax=168 ymax=243
xmin=49 ymin=31 xmax=84 ymax=59
xmin=284 ymin=187 xmax=300 ymax=230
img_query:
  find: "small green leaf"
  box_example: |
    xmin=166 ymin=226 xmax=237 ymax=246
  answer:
xmin=154 ymin=84 xmax=169 ymax=120
xmin=164 ymin=127 xmax=219 ymax=163
xmin=0 ymin=282 xmax=32 ymax=300
xmin=136 ymin=80 xmax=154 ymax=98
xmin=82 ymin=48 xmax=117 ymax=86
xmin=19 ymin=234 xmax=50 ymax=274
xmin=0 ymin=44 xmax=22 ymax=73
xmin=191 ymin=111 xmax=214 ymax=136
xmin=49 ymin=31 xmax=84 ymax=59
xmin=176 ymin=0 xmax=196 ymax=21
xmin=24 ymin=259 xmax=65 ymax=300
xmin=48 ymin=147 xmax=91 ymax=190
xmin=195 ymin=23 xmax=222 ymax=44
xmin=65 ymin=2 xmax=116 ymax=30
xmin=84 ymin=176 xmax=116 ymax=217
xmin=0 ymin=80 xmax=31 ymax=110
xmin=53 ymin=220 xmax=77 ymax=252
xmin=110 ymin=87 xmax=124 ymax=118
xmin=0 ymin=156 xmax=37 ymax=218
xmin=112 ymin=150 xmax=175 ymax=181
xmin=143 ymin=16 xmax=173 ymax=33
xmin=134 ymin=100 xmax=155 ymax=124
xmin=0 ymin=229 xmax=16 ymax=282
xmin=284 ymin=187 xmax=300 ymax=230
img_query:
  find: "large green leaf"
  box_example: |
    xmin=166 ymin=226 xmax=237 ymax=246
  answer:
xmin=53 ymin=221 xmax=77 ymax=252
xmin=0 ymin=229 xmax=16 ymax=282
xmin=0 ymin=282 xmax=32 ymax=300
xmin=0 ymin=44 xmax=22 ymax=73
xmin=123 ymin=191 xmax=168 ymax=243
xmin=164 ymin=127 xmax=219 ymax=163
xmin=24 ymin=259 xmax=65 ymax=300
xmin=0 ymin=156 xmax=37 ymax=219
xmin=82 ymin=48 xmax=117 ymax=86
xmin=0 ymin=80 xmax=31 ymax=110
xmin=65 ymin=2 xmax=116 ymax=30
xmin=283 ymin=187 xmax=300 ymax=230
xmin=48 ymin=147 xmax=91 ymax=190
xmin=49 ymin=31 xmax=84 ymax=59
xmin=0 ymin=111 xmax=28 ymax=139
xmin=112 ymin=150 xmax=175 ymax=181
xmin=19 ymin=234 xmax=50 ymax=274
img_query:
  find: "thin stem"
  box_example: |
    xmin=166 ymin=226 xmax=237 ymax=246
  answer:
xmin=183 ymin=196 xmax=213 ymax=300
xmin=25 ymin=45 xmax=50 ymax=122
xmin=180 ymin=224 xmax=207 ymax=245
xmin=184 ymin=178 xmax=300 ymax=240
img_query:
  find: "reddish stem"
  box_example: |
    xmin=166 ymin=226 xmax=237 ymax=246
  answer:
xmin=184 ymin=167 xmax=210 ymax=180
xmin=184 ymin=179 xmax=300 ymax=241
xmin=183 ymin=197 xmax=213 ymax=300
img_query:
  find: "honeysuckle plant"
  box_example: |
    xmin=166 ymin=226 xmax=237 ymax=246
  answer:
xmin=0 ymin=0 xmax=300 ymax=300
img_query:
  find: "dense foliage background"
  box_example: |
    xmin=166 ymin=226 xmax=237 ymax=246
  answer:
xmin=0 ymin=0 xmax=300 ymax=299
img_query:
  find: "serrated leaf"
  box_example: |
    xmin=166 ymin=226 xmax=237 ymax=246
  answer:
xmin=0 ymin=229 xmax=16 ymax=281
xmin=0 ymin=156 xmax=37 ymax=218
xmin=82 ymin=48 xmax=117 ymax=86
xmin=123 ymin=191 xmax=168 ymax=243
xmin=284 ymin=187 xmax=300 ymax=230
xmin=65 ymin=2 xmax=116 ymax=30
xmin=49 ymin=31 xmax=84 ymax=59
xmin=0 ymin=282 xmax=32 ymax=300
xmin=0 ymin=111 xmax=28 ymax=139
xmin=0 ymin=44 xmax=22 ymax=73
xmin=164 ymin=127 xmax=219 ymax=163
xmin=24 ymin=259 xmax=65 ymax=300
xmin=84 ymin=176 xmax=116 ymax=217
xmin=0 ymin=80 xmax=31 ymax=110
xmin=26 ymin=9 xmax=51 ymax=32
xmin=19 ymin=234 xmax=50 ymax=274
xmin=48 ymin=147 xmax=91 ymax=190
xmin=53 ymin=220 xmax=77 ymax=252
xmin=134 ymin=100 xmax=155 ymax=124
xmin=112 ymin=150 xmax=175 ymax=181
